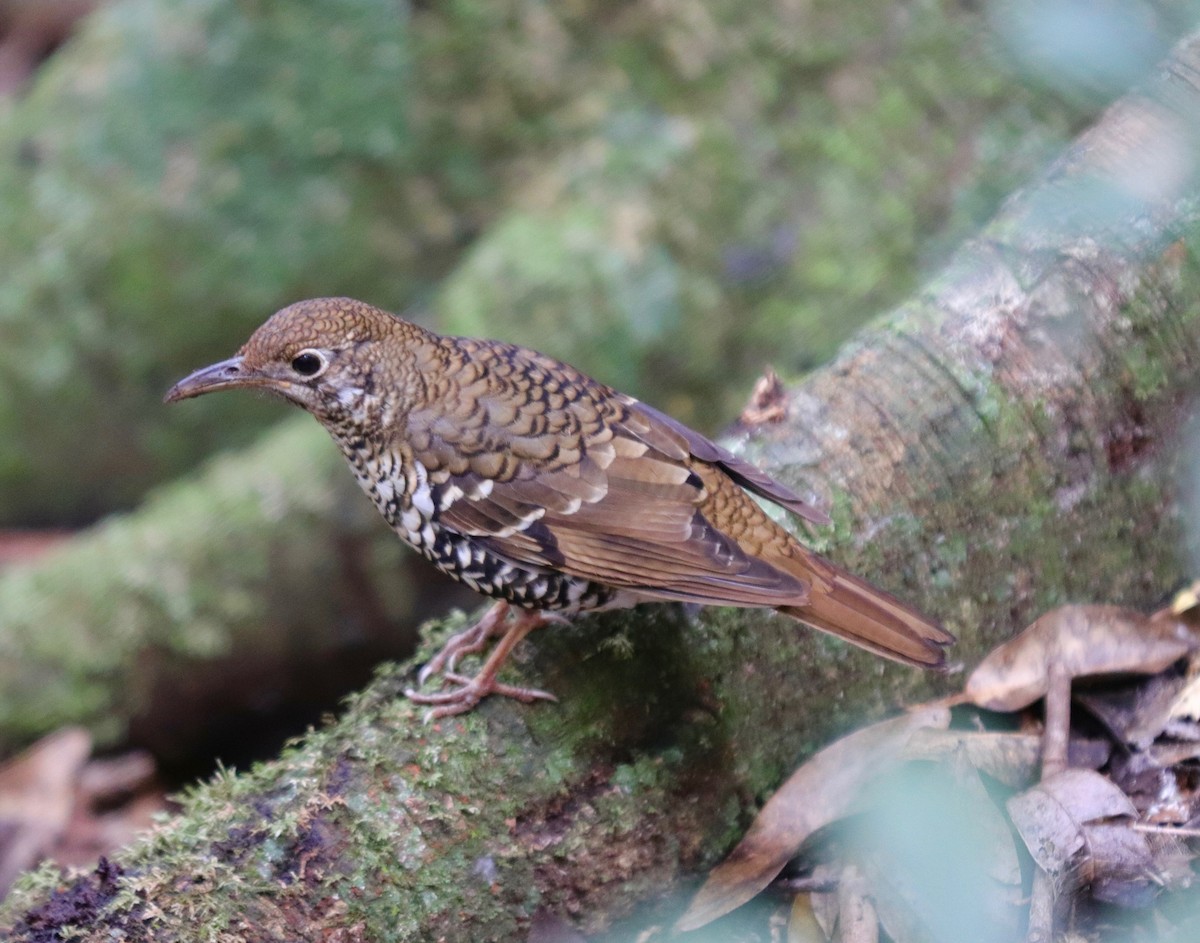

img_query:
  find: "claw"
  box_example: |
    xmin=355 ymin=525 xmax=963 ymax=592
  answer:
xmin=417 ymin=602 xmax=511 ymax=685
xmin=407 ymin=603 xmax=560 ymax=716
xmin=406 ymin=671 xmax=556 ymax=720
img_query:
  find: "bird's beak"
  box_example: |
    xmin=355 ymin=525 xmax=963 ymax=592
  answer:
xmin=164 ymin=355 xmax=261 ymax=404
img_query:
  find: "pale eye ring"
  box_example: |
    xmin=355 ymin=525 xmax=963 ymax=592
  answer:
xmin=291 ymin=349 xmax=328 ymax=378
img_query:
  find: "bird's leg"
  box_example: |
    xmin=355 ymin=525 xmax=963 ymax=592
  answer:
xmin=416 ymin=600 xmax=512 ymax=685
xmin=405 ymin=604 xmax=563 ymax=718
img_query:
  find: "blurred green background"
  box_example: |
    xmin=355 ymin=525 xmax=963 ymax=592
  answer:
xmin=3 ymin=0 xmax=1182 ymax=529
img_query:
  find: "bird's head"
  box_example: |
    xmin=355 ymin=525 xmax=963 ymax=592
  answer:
xmin=165 ymin=297 xmax=428 ymax=431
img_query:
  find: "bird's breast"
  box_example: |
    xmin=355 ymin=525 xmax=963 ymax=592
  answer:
xmin=335 ymin=438 xmax=616 ymax=613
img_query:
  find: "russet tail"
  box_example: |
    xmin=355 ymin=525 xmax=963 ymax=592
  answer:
xmin=779 ymin=565 xmax=952 ymax=668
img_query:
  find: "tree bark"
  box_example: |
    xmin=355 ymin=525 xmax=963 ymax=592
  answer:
xmin=5 ymin=29 xmax=1200 ymax=943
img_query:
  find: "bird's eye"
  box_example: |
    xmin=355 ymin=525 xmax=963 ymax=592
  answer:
xmin=291 ymin=349 xmax=327 ymax=378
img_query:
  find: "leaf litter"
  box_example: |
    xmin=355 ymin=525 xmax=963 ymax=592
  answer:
xmin=0 ymin=727 xmax=169 ymax=903
xmin=675 ymin=596 xmax=1200 ymax=943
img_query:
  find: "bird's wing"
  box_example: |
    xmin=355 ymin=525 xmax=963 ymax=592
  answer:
xmin=626 ymin=400 xmax=831 ymax=525
xmin=404 ymin=383 xmax=810 ymax=607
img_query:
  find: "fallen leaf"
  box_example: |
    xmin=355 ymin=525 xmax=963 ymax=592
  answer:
xmin=0 ymin=727 xmax=91 ymax=895
xmin=787 ymin=893 xmax=828 ymax=943
xmin=1007 ymin=769 xmax=1154 ymax=901
xmin=1086 ymin=822 xmax=1158 ymax=906
xmin=739 ymin=368 xmax=789 ymax=427
xmin=1109 ymin=751 xmax=1182 ymax=823
xmin=835 ymin=866 xmax=878 ymax=943
xmin=1164 ymin=649 xmax=1200 ymax=730
xmin=949 ymin=750 xmax=1022 ymax=888
xmin=56 ymin=788 xmax=168 ymax=872
xmin=78 ymin=751 xmax=156 ymax=806
xmin=676 ymin=704 xmax=949 ymax=932
xmin=1131 ymin=826 xmax=1194 ymax=895
xmin=902 ymin=730 xmax=1109 ymax=788
xmin=1075 ymin=667 xmax=1189 ymax=750
xmin=965 ymin=605 xmax=1194 ymax=711
xmin=807 ymin=864 xmax=839 ymax=941
xmin=1154 ymin=580 xmax=1200 ymax=623
xmin=1146 ymin=741 xmax=1200 ymax=771
xmin=1167 ymin=676 xmax=1200 ymax=725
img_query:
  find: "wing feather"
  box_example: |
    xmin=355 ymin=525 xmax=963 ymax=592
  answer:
xmin=624 ymin=399 xmax=831 ymax=525
xmin=404 ymin=342 xmax=822 ymax=606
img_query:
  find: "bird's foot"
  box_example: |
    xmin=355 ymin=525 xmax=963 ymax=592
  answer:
xmin=417 ymin=600 xmax=511 ymax=685
xmin=407 ymin=671 xmax=557 ymax=720
xmin=406 ymin=604 xmax=562 ymax=719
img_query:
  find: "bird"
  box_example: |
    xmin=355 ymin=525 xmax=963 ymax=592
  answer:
xmin=165 ymin=298 xmax=952 ymax=718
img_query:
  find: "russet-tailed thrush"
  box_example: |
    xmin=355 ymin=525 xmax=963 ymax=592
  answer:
xmin=166 ymin=298 xmax=951 ymax=717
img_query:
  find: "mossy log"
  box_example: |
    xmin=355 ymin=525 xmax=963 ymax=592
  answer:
xmin=4 ymin=30 xmax=1200 ymax=943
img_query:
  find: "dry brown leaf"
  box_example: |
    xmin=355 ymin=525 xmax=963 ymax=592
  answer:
xmin=836 ymin=866 xmax=878 ymax=943
xmin=1086 ymin=822 xmax=1158 ymax=906
xmin=1146 ymin=741 xmax=1200 ymax=771
xmin=1163 ymin=648 xmax=1200 ymax=729
xmin=1008 ymin=768 xmax=1134 ymax=874
xmin=902 ymin=730 xmax=1109 ymax=788
xmin=808 ymin=864 xmax=839 ymax=941
xmin=965 ymin=605 xmax=1194 ymax=711
xmin=1154 ymin=580 xmax=1200 ymax=623
xmin=1133 ymin=827 xmax=1194 ymax=895
xmin=56 ymin=788 xmax=167 ymax=872
xmin=787 ymin=893 xmax=828 ymax=943
xmin=1007 ymin=769 xmax=1154 ymax=900
xmin=0 ymin=727 xmax=91 ymax=895
xmin=77 ymin=751 xmax=156 ymax=806
xmin=739 ymin=367 xmax=788 ymax=427
xmin=1109 ymin=751 xmax=1181 ymax=823
xmin=1075 ymin=668 xmax=1189 ymax=750
xmin=676 ymin=704 xmax=949 ymax=932
xmin=1166 ymin=674 xmax=1200 ymax=725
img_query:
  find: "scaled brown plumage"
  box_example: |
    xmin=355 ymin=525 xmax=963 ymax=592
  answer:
xmin=166 ymin=298 xmax=952 ymax=716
